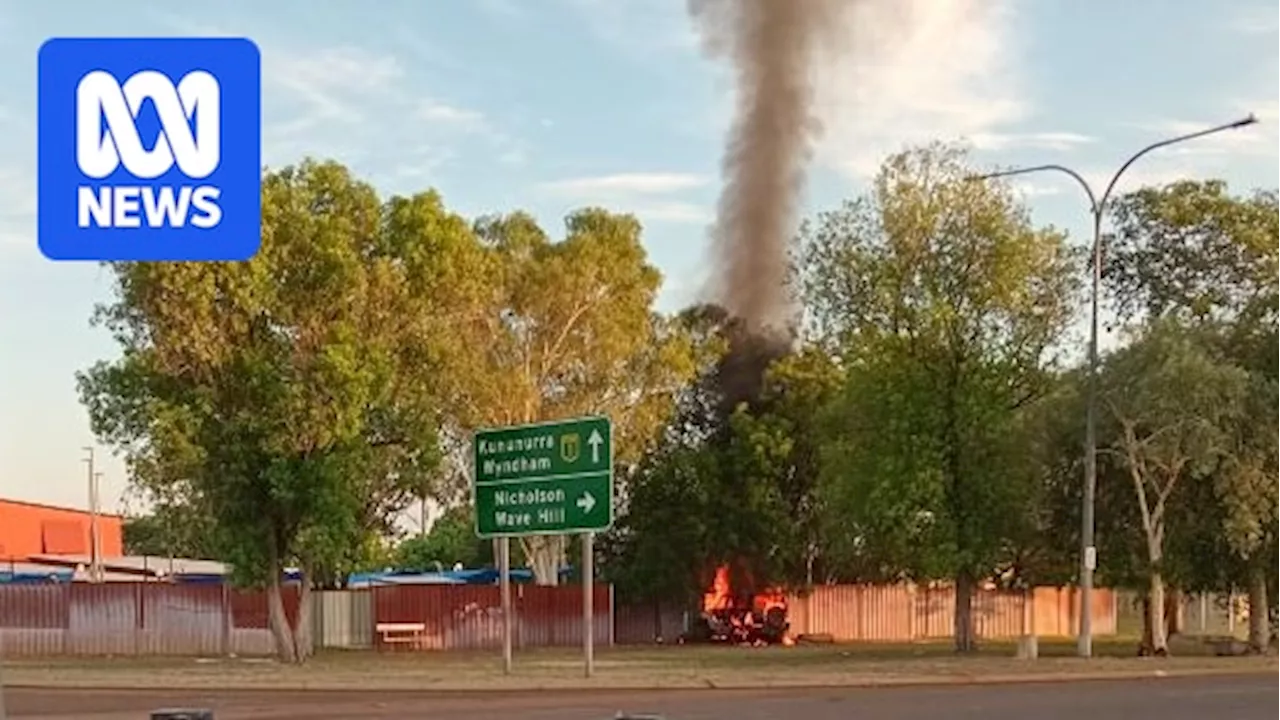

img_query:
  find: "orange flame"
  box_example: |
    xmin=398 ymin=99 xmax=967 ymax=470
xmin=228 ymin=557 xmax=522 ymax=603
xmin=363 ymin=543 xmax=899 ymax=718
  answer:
xmin=701 ymin=565 xmax=793 ymax=645
xmin=702 ymin=566 xmax=734 ymax=612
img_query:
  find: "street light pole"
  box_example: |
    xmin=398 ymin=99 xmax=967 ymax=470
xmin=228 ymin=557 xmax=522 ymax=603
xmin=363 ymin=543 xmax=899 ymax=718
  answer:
xmin=81 ymin=447 xmax=100 ymax=584
xmin=973 ymin=114 xmax=1258 ymax=658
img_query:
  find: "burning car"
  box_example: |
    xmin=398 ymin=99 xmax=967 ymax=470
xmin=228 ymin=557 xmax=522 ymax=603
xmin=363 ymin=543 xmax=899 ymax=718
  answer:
xmin=681 ymin=565 xmax=793 ymax=646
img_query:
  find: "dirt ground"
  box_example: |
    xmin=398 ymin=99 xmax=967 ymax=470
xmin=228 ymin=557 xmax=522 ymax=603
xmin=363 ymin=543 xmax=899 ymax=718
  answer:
xmin=3 ymin=637 xmax=1275 ymax=692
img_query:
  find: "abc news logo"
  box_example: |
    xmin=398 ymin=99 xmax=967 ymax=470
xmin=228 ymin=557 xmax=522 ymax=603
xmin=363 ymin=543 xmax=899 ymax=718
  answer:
xmin=76 ymin=69 xmax=222 ymax=229
xmin=38 ymin=37 xmax=260 ymax=261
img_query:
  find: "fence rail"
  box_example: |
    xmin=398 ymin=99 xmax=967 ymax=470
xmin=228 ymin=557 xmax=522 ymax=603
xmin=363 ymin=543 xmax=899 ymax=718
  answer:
xmin=0 ymin=581 xmax=1119 ymax=657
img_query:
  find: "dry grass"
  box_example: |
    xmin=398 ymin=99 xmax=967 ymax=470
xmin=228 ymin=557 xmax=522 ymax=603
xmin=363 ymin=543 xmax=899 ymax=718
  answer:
xmin=4 ymin=636 xmax=1274 ymax=691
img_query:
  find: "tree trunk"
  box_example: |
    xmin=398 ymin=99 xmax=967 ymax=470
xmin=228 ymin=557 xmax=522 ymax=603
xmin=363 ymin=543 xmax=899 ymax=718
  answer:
xmin=1145 ymin=572 xmax=1168 ymax=656
xmin=1247 ymin=564 xmax=1269 ymax=653
xmin=265 ymin=549 xmax=297 ymax=663
xmin=953 ymin=571 xmax=977 ymax=653
xmin=524 ymin=535 xmax=562 ymax=586
xmin=292 ymin=573 xmax=314 ymax=662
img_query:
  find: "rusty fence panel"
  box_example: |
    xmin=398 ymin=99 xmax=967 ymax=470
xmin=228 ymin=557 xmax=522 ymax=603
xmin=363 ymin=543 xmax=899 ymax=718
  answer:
xmin=373 ymin=583 xmax=503 ymax=650
xmin=371 ymin=583 xmax=612 ymax=651
xmin=0 ymin=582 xmax=285 ymax=657
xmin=517 ymin=584 xmax=610 ymax=648
xmin=137 ymin=582 xmax=226 ymax=656
xmin=612 ymin=600 xmax=686 ymax=644
xmin=0 ymin=583 xmax=67 ymax=656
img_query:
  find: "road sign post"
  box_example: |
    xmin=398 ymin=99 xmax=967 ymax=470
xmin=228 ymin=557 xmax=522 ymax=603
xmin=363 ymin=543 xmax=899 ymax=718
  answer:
xmin=499 ymin=537 xmax=513 ymax=675
xmin=472 ymin=415 xmax=614 ymax=675
xmin=583 ymin=530 xmax=595 ymax=678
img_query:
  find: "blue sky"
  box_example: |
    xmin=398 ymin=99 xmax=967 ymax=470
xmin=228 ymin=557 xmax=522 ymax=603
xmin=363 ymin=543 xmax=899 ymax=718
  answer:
xmin=0 ymin=0 xmax=1276 ymax=513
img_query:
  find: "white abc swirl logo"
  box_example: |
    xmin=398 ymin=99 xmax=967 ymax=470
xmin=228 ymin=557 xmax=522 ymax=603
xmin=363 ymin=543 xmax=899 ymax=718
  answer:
xmin=75 ymin=69 xmax=221 ymax=180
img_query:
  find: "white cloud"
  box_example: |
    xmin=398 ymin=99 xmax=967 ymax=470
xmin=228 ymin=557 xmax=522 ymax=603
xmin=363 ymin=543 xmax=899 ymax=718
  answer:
xmin=1132 ymin=101 xmax=1277 ymax=161
xmin=257 ymin=44 xmax=526 ymax=173
xmin=1226 ymin=4 xmax=1279 ymax=35
xmin=970 ymin=131 xmax=1095 ymax=152
xmin=539 ymin=172 xmax=709 ymax=196
xmin=812 ymin=0 xmax=1028 ymax=180
xmin=1009 ymin=180 xmax=1063 ymax=198
xmin=419 ymin=100 xmax=487 ymax=129
xmin=537 ymin=172 xmax=711 ymax=225
xmin=149 ymin=12 xmax=525 ymax=173
xmin=632 ymin=201 xmax=714 ymax=225
xmin=267 ymin=45 xmax=404 ymax=124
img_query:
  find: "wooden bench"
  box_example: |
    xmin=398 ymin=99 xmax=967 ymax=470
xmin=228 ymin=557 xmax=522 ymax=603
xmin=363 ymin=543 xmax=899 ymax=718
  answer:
xmin=376 ymin=622 xmax=426 ymax=647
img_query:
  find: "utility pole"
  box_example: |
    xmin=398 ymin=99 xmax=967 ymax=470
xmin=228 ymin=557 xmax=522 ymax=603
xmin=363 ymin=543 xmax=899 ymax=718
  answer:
xmin=82 ymin=447 xmax=101 ymax=584
xmin=92 ymin=471 xmax=104 ymax=583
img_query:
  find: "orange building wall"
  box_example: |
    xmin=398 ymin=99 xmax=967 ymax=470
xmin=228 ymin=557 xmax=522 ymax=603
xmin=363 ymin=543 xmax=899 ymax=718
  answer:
xmin=0 ymin=499 xmax=124 ymax=561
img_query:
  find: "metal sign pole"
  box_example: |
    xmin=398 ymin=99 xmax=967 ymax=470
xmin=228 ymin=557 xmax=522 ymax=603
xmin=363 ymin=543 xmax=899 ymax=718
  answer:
xmin=583 ymin=531 xmax=594 ymax=678
xmin=500 ymin=536 xmax=513 ymax=675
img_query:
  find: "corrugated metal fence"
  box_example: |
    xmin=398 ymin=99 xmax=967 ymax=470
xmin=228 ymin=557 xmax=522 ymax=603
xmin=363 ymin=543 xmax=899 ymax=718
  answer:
xmin=0 ymin=582 xmax=299 ymax=657
xmin=615 ymin=585 xmax=1119 ymax=644
xmin=0 ymin=581 xmax=1116 ymax=656
xmin=785 ymin=585 xmax=1116 ymax=642
xmin=370 ymin=583 xmax=611 ymax=651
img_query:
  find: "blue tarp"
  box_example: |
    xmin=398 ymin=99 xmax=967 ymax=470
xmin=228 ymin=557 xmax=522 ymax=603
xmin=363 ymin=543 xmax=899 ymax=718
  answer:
xmin=173 ymin=569 xmax=305 ymax=584
xmin=0 ymin=570 xmax=73 ymax=583
xmin=346 ymin=566 xmax=573 ymax=587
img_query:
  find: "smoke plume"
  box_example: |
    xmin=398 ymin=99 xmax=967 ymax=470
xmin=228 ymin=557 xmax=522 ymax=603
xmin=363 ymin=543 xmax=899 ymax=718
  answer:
xmin=689 ymin=0 xmax=843 ymax=337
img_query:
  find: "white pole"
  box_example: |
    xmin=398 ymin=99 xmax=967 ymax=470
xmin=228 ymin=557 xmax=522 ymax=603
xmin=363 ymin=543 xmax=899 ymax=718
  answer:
xmin=583 ymin=532 xmax=595 ymax=678
xmin=500 ymin=537 xmax=513 ymax=674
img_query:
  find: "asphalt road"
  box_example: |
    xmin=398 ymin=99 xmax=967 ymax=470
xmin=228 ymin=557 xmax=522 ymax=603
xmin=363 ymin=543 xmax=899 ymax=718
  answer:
xmin=3 ymin=673 xmax=1275 ymax=720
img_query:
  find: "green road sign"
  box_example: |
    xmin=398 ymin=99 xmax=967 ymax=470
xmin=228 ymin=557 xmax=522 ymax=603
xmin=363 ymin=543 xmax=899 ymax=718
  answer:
xmin=472 ymin=415 xmax=613 ymax=538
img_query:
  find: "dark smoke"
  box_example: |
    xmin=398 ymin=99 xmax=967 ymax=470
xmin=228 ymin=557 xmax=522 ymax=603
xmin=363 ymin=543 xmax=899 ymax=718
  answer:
xmin=689 ymin=0 xmax=841 ymax=408
xmin=689 ymin=0 xmax=841 ymax=336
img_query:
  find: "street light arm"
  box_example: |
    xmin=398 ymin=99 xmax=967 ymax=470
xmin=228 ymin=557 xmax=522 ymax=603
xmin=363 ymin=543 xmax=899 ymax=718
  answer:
xmin=971 ymin=164 xmax=1100 ymax=215
xmin=1099 ymin=114 xmax=1259 ymax=208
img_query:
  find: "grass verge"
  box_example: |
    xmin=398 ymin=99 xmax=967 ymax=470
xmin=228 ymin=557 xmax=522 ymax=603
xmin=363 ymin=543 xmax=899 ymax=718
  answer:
xmin=3 ymin=637 xmax=1274 ymax=692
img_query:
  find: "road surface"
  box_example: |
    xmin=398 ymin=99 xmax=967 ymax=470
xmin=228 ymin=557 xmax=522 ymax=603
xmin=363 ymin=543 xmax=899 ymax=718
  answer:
xmin=4 ymin=673 xmax=1275 ymax=719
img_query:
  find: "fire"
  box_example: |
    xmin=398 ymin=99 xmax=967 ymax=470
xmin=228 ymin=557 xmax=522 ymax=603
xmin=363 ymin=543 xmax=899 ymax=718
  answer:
xmin=688 ymin=564 xmax=793 ymax=646
xmin=702 ymin=565 xmax=734 ymax=612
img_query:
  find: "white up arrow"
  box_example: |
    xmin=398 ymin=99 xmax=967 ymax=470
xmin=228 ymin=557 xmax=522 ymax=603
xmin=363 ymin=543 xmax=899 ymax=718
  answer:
xmin=576 ymin=491 xmax=597 ymax=514
xmin=587 ymin=429 xmax=604 ymax=464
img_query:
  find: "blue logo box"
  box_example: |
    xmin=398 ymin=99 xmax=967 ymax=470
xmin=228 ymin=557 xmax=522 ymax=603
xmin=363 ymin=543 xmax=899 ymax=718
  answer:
xmin=38 ymin=37 xmax=262 ymax=261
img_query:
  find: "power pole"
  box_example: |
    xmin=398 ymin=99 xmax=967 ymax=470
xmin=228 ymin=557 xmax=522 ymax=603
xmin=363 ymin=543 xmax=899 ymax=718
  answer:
xmin=92 ymin=471 xmax=104 ymax=583
xmin=82 ymin=447 xmax=101 ymax=583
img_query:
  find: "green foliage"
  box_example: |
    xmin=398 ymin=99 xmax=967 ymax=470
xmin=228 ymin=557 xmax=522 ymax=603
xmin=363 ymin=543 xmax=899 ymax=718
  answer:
xmin=1097 ymin=319 xmax=1252 ymax=578
xmin=1105 ymin=180 xmax=1278 ymax=326
xmin=803 ymin=144 xmax=1080 ymax=586
xmin=604 ymin=310 xmax=835 ymax=601
xmin=78 ymin=159 xmax=458 ymax=660
xmin=1101 ymin=180 xmax=1278 ymax=595
xmin=121 ymin=505 xmax=218 ymax=559
xmin=433 ymin=208 xmax=704 ymax=584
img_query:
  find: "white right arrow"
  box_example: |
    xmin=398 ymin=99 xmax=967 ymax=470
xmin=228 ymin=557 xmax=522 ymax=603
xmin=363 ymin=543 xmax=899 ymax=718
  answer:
xmin=587 ymin=429 xmax=604 ymax=464
xmin=576 ymin=491 xmax=596 ymax=514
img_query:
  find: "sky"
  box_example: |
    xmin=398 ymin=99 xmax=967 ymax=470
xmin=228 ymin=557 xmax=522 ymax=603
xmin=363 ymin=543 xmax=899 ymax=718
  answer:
xmin=0 ymin=0 xmax=1275 ymax=516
